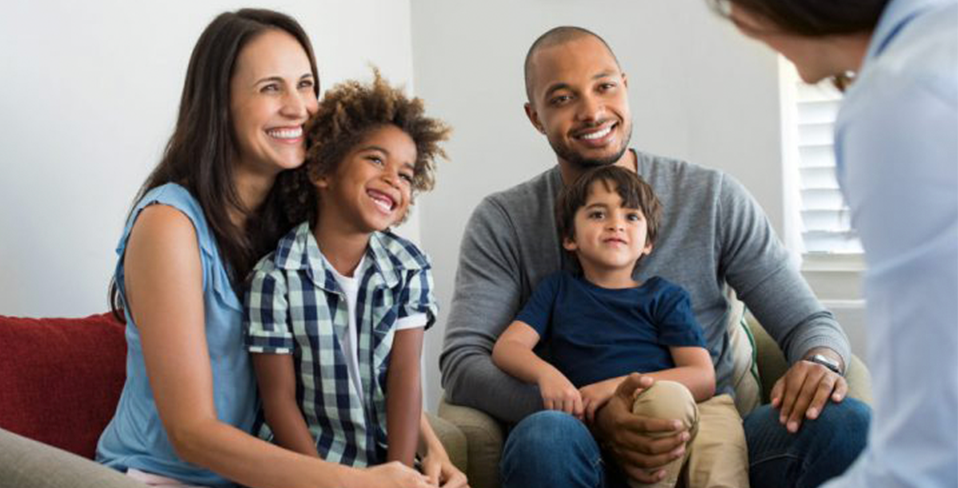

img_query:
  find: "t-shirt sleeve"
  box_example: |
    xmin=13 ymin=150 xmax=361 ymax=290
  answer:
xmin=654 ymin=285 xmax=706 ymax=348
xmin=244 ymin=268 xmax=294 ymax=354
xmin=514 ymin=273 xmax=560 ymax=337
xmin=398 ymin=266 xmax=438 ymax=331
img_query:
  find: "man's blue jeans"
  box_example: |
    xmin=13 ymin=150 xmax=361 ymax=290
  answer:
xmin=500 ymin=399 xmax=871 ymax=488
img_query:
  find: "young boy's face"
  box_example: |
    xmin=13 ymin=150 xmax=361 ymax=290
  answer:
xmin=313 ymin=124 xmax=416 ymax=232
xmin=563 ymin=180 xmax=652 ymax=273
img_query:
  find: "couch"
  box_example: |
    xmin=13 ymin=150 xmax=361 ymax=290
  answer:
xmin=0 ymin=312 xmax=468 ymax=488
xmin=437 ymin=312 xmax=873 ymax=488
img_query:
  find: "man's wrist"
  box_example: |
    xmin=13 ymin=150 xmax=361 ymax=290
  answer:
xmin=803 ymin=348 xmax=845 ymax=375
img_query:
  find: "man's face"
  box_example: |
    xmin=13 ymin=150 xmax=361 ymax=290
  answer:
xmin=525 ymin=36 xmax=633 ymax=169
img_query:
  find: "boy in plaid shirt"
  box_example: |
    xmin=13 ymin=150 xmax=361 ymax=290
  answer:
xmin=244 ymin=70 xmax=463 ymax=486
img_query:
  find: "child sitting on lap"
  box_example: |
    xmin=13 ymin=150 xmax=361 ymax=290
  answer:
xmin=493 ymin=165 xmax=748 ymax=488
xmin=244 ymin=70 xmax=463 ymax=485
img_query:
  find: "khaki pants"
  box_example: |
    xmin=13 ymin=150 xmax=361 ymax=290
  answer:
xmin=627 ymin=381 xmax=749 ymax=488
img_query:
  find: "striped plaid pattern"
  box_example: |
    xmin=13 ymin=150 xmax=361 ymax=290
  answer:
xmin=244 ymin=222 xmax=437 ymax=467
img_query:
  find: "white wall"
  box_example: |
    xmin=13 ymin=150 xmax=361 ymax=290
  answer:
xmin=0 ymin=0 xmax=416 ymax=318
xmin=2 ymin=0 xmax=838 ymax=415
xmin=409 ymin=0 xmax=788 ymax=411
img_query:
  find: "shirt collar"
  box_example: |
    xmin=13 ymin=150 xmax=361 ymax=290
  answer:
xmin=274 ymin=222 xmax=415 ymax=290
xmin=865 ymin=0 xmax=953 ymax=62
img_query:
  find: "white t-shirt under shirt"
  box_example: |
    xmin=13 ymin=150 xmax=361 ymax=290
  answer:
xmin=329 ymin=255 xmax=427 ymax=402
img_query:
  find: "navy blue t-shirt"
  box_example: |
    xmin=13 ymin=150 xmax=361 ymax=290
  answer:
xmin=516 ymin=270 xmax=706 ymax=388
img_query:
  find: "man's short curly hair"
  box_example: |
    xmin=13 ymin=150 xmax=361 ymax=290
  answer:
xmin=280 ymin=68 xmax=450 ymax=226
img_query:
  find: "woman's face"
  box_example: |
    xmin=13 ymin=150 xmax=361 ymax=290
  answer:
xmin=230 ymin=29 xmax=318 ymax=177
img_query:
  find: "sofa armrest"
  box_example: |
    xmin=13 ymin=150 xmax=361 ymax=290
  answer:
xmin=438 ymin=397 xmax=504 ymax=488
xmin=0 ymin=428 xmax=146 ymax=488
xmin=749 ymin=315 xmax=872 ymax=405
xmin=425 ymin=411 xmax=468 ymax=474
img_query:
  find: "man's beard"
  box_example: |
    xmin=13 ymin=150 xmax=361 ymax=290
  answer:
xmin=549 ymin=122 xmax=633 ymax=170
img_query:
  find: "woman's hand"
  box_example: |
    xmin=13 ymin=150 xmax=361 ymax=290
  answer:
xmin=419 ymin=414 xmax=469 ymax=487
xmin=358 ymin=462 xmax=432 ymax=488
xmin=421 ymin=448 xmax=469 ymax=488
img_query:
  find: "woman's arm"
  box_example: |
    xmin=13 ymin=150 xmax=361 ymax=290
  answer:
xmin=418 ymin=415 xmax=468 ymax=488
xmin=124 ymin=206 xmax=425 ymax=488
xmin=387 ymin=327 xmax=424 ymax=466
xmin=251 ymin=353 xmax=318 ymax=457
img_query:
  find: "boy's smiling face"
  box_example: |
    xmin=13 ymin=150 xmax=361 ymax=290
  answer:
xmin=314 ymin=124 xmax=417 ymax=233
xmin=564 ymin=180 xmax=652 ymax=274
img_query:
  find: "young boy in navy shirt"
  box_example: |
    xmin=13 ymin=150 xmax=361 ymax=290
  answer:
xmin=493 ymin=165 xmax=748 ymax=488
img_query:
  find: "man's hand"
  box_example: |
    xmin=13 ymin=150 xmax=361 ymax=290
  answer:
xmin=771 ymin=349 xmax=848 ymax=433
xmin=537 ymin=369 xmax=583 ymax=418
xmin=579 ymin=377 xmax=623 ymax=423
xmin=594 ymin=373 xmax=690 ymax=484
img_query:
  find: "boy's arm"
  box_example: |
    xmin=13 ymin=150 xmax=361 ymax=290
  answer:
xmin=251 ymin=354 xmax=319 ymax=457
xmin=578 ymin=346 xmax=714 ymax=422
xmin=492 ymin=321 xmax=582 ymax=416
xmin=646 ymin=347 xmax=715 ymax=402
xmin=386 ymin=327 xmax=424 ymax=467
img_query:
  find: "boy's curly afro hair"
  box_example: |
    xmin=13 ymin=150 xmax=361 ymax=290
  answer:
xmin=280 ymin=68 xmax=450 ymax=226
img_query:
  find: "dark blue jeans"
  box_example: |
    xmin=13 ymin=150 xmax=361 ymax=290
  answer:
xmin=500 ymin=399 xmax=871 ymax=488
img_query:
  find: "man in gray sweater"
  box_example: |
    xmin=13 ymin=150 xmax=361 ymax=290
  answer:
xmin=439 ymin=26 xmax=870 ymax=488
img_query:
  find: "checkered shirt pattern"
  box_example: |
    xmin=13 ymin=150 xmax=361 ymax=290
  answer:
xmin=244 ymin=222 xmax=437 ymax=467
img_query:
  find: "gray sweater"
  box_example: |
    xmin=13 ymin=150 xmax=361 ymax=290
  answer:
xmin=439 ymin=150 xmax=850 ymax=423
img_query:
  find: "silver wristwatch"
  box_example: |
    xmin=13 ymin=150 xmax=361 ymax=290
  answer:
xmin=804 ymin=353 xmax=843 ymax=376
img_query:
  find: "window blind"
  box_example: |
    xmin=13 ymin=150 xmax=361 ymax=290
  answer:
xmin=795 ymin=80 xmax=863 ymax=254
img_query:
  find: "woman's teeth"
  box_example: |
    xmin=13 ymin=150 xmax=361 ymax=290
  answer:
xmin=267 ymin=127 xmax=303 ymax=139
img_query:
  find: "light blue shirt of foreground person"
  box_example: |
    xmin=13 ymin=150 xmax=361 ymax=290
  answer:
xmin=825 ymin=0 xmax=958 ymax=487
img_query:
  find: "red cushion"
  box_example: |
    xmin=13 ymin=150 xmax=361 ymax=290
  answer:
xmin=0 ymin=312 xmax=127 ymax=459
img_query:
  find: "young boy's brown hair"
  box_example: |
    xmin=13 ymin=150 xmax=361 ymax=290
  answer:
xmin=555 ymin=165 xmax=662 ymax=252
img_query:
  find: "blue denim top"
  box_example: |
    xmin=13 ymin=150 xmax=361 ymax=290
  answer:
xmin=96 ymin=183 xmax=255 ymax=487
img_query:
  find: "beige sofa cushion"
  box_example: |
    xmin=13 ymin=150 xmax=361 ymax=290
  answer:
xmin=726 ymin=291 xmax=763 ymax=416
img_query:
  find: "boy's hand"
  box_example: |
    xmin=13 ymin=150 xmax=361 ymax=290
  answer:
xmin=579 ymin=377 xmax=622 ymax=423
xmin=537 ymin=370 xmax=584 ymax=418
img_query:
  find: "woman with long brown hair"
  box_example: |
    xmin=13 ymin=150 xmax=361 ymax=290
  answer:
xmin=96 ymin=9 xmax=441 ymax=488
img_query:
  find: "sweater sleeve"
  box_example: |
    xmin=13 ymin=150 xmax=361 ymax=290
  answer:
xmin=439 ymin=197 xmax=543 ymax=423
xmin=717 ymin=174 xmax=851 ymax=368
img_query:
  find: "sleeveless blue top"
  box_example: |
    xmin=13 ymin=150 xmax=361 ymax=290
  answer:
xmin=96 ymin=183 xmax=256 ymax=487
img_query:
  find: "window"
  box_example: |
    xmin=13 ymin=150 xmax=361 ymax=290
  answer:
xmin=779 ymin=63 xmax=867 ymax=363
xmin=781 ymin=64 xmax=863 ymax=256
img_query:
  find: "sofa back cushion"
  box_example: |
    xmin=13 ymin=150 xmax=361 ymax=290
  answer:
xmin=0 ymin=313 xmax=126 ymax=459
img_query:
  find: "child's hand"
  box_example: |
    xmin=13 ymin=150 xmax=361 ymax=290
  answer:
xmin=579 ymin=377 xmax=622 ymax=423
xmin=420 ymin=449 xmax=469 ymax=488
xmin=537 ymin=370 xmax=583 ymax=418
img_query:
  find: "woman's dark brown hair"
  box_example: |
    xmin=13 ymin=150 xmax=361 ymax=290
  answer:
xmin=110 ymin=8 xmax=320 ymax=316
xmin=711 ymin=0 xmax=889 ymax=37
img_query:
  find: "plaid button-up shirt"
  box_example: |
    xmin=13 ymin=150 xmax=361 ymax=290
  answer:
xmin=244 ymin=222 xmax=437 ymax=467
